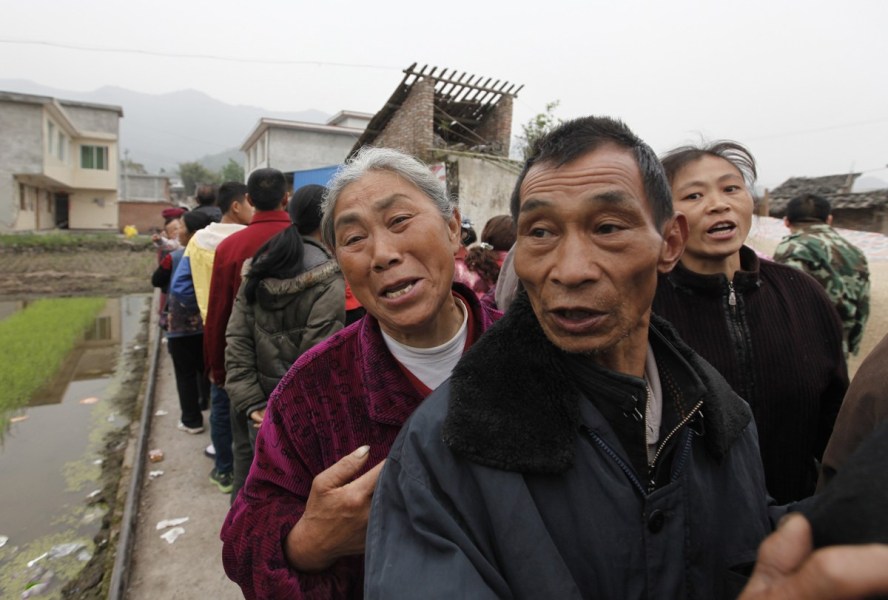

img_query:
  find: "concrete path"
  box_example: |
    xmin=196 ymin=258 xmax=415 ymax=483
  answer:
xmin=126 ymin=332 xmax=242 ymax=600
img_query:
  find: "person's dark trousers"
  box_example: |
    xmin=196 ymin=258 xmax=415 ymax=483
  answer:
xmin=210 ymin=383 xmax=234 ymax=476
xmin=230 ymin=406 xmax=261 ymax=503
xmin=167 ymin=334 xmax=206 ymax=429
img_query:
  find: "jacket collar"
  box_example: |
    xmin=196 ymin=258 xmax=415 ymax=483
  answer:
xmin=255 ymin=261 xmax=341 ymax=309
xmin=248 ymin=210 xmax=291 ymax=225
xmin=364 ymin=282 xmax=501 ymax=426
xmin=666 ymin=245 xmax=761 ymax=296
xmin=443 ymin=291 xmax=752 ymax=474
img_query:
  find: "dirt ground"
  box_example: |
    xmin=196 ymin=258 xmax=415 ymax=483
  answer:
xmin=0 ymin=246 xmax=156 ymax=299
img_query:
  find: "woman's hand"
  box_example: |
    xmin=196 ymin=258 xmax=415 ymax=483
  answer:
xmin=284 ymin=446 xmax=385 ymax=572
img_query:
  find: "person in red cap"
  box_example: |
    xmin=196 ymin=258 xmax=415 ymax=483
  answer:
xmin=161 ymin=206 xmax=187 ymax=220
xmin=153 ymin=206 xmax=187 ymax=261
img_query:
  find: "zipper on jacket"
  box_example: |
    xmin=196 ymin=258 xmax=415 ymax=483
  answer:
xmin=723 ymin=279 xmax=754 ymax=402
xmin=646 ymin=399 xmax=704 ymax=493
xmin=579 ymin=425 xmax=647 ymax=497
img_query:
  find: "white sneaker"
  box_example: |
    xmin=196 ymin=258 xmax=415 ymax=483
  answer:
xmin=204 ymin=444 xmax=216 ymax=458
xmin=177 ymin=421 xmax=205 ymax=434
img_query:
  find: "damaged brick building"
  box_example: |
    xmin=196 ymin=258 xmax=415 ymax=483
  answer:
xmin=352 ymin=63 xmax=523 ymax=232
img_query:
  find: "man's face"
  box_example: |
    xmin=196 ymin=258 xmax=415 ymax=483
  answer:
xmin=514 ymin=145 xmax=684 ymax=376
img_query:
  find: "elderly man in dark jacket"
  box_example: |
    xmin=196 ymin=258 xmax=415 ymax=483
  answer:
xmin=365 ymin=116 xmax=782 ymax=599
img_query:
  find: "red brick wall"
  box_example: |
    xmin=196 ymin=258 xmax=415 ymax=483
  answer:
xmin=475 ymin=95 xmax=513 ymax=157
xmin=374 ymin=78 xmax=435 ymax=160
xmin=118 ymin=201 xmax=177 ymax=234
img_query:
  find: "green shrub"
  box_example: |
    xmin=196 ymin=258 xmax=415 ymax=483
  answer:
xmin=0 ymin=298 xmax=106 ymax=434
xmin=0 ymin=232 xmax=153 ymax=252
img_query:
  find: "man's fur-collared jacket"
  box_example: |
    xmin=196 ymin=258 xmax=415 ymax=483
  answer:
xmin=366 ymin=291 xmax=780 ymax=599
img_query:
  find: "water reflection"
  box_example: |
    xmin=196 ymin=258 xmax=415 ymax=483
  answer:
xmin=0 ymin=294 xmax=149 ymax=598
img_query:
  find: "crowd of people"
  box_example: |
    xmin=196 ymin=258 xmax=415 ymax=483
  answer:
xmin=150 ymin=115 xmax=886 ymax=599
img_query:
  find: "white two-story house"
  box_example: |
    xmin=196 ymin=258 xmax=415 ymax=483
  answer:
xmin=0 ymin=91 xmax=123 ymax=232
xmin=240 ymin=110 xmax=371 ymax=179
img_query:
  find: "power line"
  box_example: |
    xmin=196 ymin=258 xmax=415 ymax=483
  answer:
xmin=0 ymin=38 xmax=401 ymax=70
xmin=745 ymin=116 xmax=888 ymax=142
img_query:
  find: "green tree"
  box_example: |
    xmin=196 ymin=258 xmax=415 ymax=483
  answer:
xmin=178 ymin=161 xmax=220 ymax=196
xmin=220 ymin=158 xmax=245 ymax=183
xmin=518 ymin=100 xmax=562 ymax=160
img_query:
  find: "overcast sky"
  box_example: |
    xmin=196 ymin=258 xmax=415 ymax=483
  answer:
xmin=2 ymin=0 xmax=886 ymax=188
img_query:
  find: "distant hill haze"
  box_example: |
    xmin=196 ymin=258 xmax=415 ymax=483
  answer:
xmin=0 ymin=79 xmax=328 ymax=174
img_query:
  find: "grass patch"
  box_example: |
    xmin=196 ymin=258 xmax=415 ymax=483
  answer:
xmin=0 ymin=298 xmax=106 ymax=435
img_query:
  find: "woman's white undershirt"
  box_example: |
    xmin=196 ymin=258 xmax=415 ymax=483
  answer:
xmin=381 ymin=298 xmax=469 ymax=391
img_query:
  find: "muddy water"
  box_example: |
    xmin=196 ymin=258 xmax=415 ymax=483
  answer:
xmin=0 ymin=295 xmax=149 ymax=599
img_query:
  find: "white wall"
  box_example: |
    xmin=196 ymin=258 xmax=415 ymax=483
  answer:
xmin=267 ymin=129 xmax=359 ymax=173
xmin=451 ymin=155 xmax=519 ymax=234
xmin=68 ymin=190 xmax=118 ymax=230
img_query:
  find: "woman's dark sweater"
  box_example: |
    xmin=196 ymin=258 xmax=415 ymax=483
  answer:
xmin=653 ymin=246 xmax=848 ymax=503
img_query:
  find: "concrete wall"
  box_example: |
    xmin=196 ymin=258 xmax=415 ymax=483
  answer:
xmin=0 ymin=101 xmax=43 ymax=230
xmin=61 ymin=104 xmax=120 ymax=135
xmin=121 ymin=174 xmax=170 ymax=201
xmin=448 ymin=155 xmax=518 ymax=234
xmin=374 ymin=78 xmax=435 ymax=161
xmin=266 ymin=129 xmax=358 ymax=173
xmin=68 ymin=190 xmax=118 ymax=230
xmin=336 ymin=116 xmax=371 ymax=129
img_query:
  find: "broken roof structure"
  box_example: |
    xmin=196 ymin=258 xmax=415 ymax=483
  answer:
xmin=351 ymin=63 xmax=523 ymax=161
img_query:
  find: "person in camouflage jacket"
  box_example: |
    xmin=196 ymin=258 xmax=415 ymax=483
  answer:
xmin=773 ymin=193 xmax=870 ymax=356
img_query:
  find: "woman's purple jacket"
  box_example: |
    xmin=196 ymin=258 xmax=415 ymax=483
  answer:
xmin=221 ymin=283 xmax=501 ymax=599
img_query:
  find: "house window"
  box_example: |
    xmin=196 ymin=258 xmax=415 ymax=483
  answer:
xmin=57 ymin=132 xmax=66 ymax=161
xmin=47 ymin=121 xmax=55 ymax=155
xmin=19 ymin=183 xmax=26 ymax=210
xmin=81 ymin=145 xmax=109 ymax=170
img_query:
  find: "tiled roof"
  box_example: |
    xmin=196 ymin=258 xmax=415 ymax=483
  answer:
xmin=766 ymin=173 xmax=888 ymax=215
xmin=769 ymin=173 xmax=860 ymax=199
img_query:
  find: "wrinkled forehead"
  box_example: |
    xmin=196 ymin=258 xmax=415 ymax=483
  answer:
xmin=518 ymin=146 xmax=647 ymax=210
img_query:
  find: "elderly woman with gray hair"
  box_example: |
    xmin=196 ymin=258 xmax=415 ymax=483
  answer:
xmin=221 ymin=147 xmax=501 ymax=599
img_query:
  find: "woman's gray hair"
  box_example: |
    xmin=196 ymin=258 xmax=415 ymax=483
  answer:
xmin=321 ymin=147 xmax=454 ymax=249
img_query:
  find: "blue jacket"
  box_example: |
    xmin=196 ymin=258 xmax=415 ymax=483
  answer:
xmin=166 ymin=249 xmax=203 ymax=338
